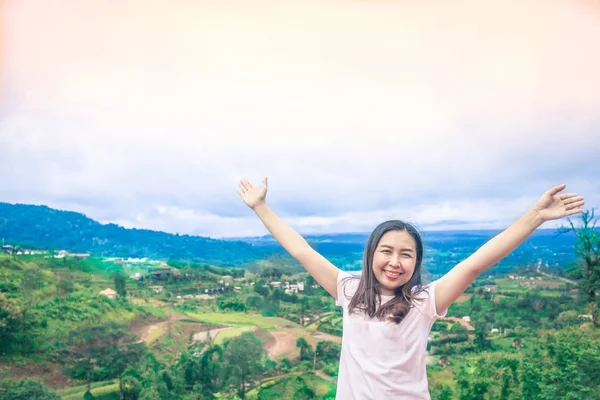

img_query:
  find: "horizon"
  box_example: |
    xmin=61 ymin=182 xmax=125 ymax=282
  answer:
xmin=2 ymin=0 xmax=599 ymax=238
xmin=0 ymin=200 xmax=581 ymax=241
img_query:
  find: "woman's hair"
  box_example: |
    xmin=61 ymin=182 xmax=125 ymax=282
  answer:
xmin=342 ymin=220 xmax=427 ymax=324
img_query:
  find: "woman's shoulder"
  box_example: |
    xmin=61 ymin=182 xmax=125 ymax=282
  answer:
xmin=336 ymin=270 xmax=360 ymax=307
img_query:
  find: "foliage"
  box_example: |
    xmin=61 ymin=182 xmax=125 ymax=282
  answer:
xmin=560 ymin=209 xmax=600 ymax=326
xmin=0 ymin=378 xmax=61 ymax=400
xmin=222 ymin=332 xmax=266 ymax=398
xmin=0 ymin=202 xmax=264 ymax=265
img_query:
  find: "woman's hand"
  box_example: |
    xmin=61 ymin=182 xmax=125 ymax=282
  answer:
xmin=532 ymin=184 xmax=585 ymax=221
xmin=238 ymin=177 xmax=268 ymax=209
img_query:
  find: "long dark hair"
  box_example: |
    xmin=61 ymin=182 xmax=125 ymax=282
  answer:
xmin=342 ymin=220 xmax=427 ymax=324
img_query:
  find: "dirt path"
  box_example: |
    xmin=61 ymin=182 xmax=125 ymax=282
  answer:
xmin=192 ymin=327 xmax=235 ymax=343
xmin=315 ymin=370 xmax=334 ymax=381
xmin=537 ymin=269 xmax=577 ymax=285
xmin=313 ymin=332 xmax=342 ymax=344
xmin=135 ymin=312 xmax=225 ymax=344
xmin=265 ymin=331 xmax=298 ymax=359
xmin=140 ymin=320 xmax=168 ymax=343
xmin=440 ymin=316 xmax=475 ymax=331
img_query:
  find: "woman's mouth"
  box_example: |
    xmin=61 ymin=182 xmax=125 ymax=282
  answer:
xmin=383 ymin=270 xmax=402 ymax=280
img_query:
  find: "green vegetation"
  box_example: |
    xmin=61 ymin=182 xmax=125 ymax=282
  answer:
xmin=0 ymin=209 xmax=599 ymax=399
xmin=0 ymin=202 xmax=263 ymax=265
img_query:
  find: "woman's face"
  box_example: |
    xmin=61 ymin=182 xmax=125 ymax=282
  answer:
xmin=371 ymin=230 xmax=417 ymax=296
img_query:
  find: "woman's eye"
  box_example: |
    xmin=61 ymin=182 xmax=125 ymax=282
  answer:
xmin=402 ymin=253 xmax=411 ymax=258
xmin=382 ymin=250 xmax=392 ymax=254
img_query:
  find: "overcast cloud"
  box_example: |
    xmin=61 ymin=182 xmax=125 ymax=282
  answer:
xmin=1 ymin=0 xmax=599 ymax=237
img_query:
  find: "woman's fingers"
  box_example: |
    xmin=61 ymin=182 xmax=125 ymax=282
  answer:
xmin=562 ymin=196 xmax=584 ymax=206
xmin=566 ymin=200 xmax=585 ymax=209
xmin=240 ymin=180 xmax=253 ymax=191
xmin=548 ymin=184 xmax=567 ymax=196
xmin=559 ymin=193 xmax=579 ymax=201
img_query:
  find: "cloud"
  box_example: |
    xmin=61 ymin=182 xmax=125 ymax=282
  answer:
xmin=1 ymin=0 xmax=599 ymax=237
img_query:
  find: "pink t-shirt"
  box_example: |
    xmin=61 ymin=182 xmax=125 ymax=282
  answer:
xmin=335 ymin=270 xmax=447 ymax=400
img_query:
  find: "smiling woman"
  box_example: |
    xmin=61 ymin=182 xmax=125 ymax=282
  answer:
xmin=238 ymin=177 xmax=584 ymax=400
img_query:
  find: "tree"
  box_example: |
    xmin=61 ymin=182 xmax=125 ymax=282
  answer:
xmin=296 ymin=337 xmax=313 ymax=363
xmin=20 ymin=265 xmax=45 ymax=309
xmin=57 ymin=277 xmax=75 ymax=297
xmin=474 ymin=323 xmax=491 ymax=351
xmin=437 ymin=384 xmax=453 ymax=400
xmin=222 ymin=332 xmax=265 ymax=398
xmin=113 ymin=272 xmax=127 ymax=299
xmin=0 ymin=378 xmax=61 ymax=400
xmin=559 ymin=209 xmax=600 ymax=326
xmin=0 ymin=293 xmax=22 ymax=354
xmin=253 ymin=284 xmax=269 ymax=297
xmin=298 ymin=297 xmax=309 ymax=326
xmin=246 ymin=295 xmax=263 ymax=310
xmin=554 ymin=310 xmax=580 ymax=329
xmin=83 ymin=390 xmax=95 ymax=400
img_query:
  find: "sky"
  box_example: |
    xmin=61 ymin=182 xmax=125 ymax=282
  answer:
xmin=1 ymin=0 xmax=599 ymax=238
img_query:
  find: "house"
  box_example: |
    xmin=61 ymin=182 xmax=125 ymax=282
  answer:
xmin=297 ymin=282 xmax=305 ymax=291
xmin=483 ymin=284 xmax=497 ymax=292
xmin=99 ymin=288 xmax=118 ymax=299
xmin=270 ymin=281 xmax=282 ymax=288
xmin=462 ymin=316 xmax=471 ymax=323
xmin=150 ymin=268 xmax=178 ymax=280
xmin=126 ymin=257 xmax=147 ymax=263
xmin=196 ymin=294 xmax=215 ymax=300
xmin=130 ymin=273 xmax=142 ymax=281
xmin=1 ymin=245 xmax=14 ymax=254
xmin=71 ymin=253 xmax=90 ymax=259
xmin=285 ymin=284 xmax=299 ymax=294
xmin=148 ymin=285 xmax=164 ymax=293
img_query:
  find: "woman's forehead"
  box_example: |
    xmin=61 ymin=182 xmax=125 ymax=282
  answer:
xmin=377 ymin=230 xmax=416 ymax=248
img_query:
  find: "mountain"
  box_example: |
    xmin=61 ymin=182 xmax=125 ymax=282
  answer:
xmin=0 ymin=201 xmax=584 ymax=274
xmin=232 ymin=229 xmax=582 ymax=276
xmin=0 ymin=202 xmax=263 ymax=265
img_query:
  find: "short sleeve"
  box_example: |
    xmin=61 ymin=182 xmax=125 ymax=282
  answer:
xmin=425 ymin=280 xmax=448 ymax=319
xmin=335 ymin=270 xmax=356 ymax=307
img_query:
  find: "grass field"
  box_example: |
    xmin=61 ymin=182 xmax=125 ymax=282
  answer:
xmin=185 ymin=312 xmax=298 ymax=331
xmin=57 ymin=380 xmax=119 ymax=400
xmin=214 ymin=325 xmax=257 ymax=345
xmin=245 ymin=372 xmax=336 ymax=400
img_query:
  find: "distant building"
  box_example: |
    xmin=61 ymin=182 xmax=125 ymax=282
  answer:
xmin=71 ymin=253 xmax=90 ymax=259
xmin=285 ymin=284 xmax=299 ymax=294
xmin=126 ymin=257 xmax=148 ymax=263
xmin=148 ymin=285 xmax=164 ymax=293
xmin=99 ymin=288 xmax=118 ymax=299
xmin=130 ymin=273 xmax=142 ymax=281
xmin=1 ymin=245 xmax=15 ymax=254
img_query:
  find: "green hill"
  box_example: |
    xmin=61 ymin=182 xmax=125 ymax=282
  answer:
xmin=0 ymin=202 xmax=262 ymax=265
